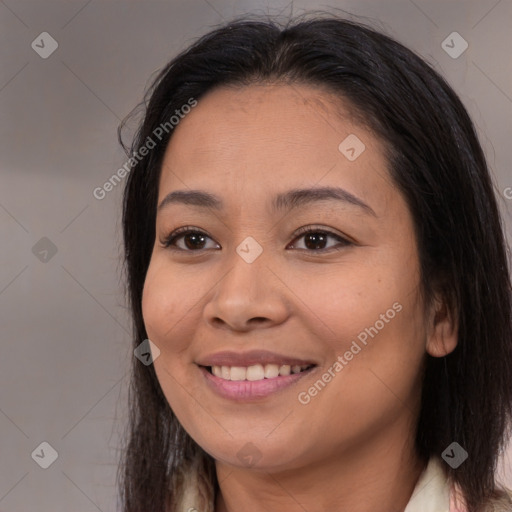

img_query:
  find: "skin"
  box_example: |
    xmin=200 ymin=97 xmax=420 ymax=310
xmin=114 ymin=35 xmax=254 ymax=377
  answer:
xmin=141 ymin=83 xmax=458 ymax=512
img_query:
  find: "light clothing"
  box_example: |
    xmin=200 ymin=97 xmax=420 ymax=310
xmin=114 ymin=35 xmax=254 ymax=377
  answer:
xmin=404 ymin=457 xmax=466 ymax=512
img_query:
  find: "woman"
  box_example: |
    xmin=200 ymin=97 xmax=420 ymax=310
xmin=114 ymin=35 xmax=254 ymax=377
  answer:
xmin=117 ymin=14 xmax=512 ymax=512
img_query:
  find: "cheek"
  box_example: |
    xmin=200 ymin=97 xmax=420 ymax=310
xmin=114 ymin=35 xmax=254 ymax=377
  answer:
xmin=340 ymin=287 xmax=425 ymax=409
xmin=292 ymin=278 xmax=426 ymax=448
xmin=291 ymin=257 xmax=426 ymax=394
xmin=141 ymin=258 xmax=203 ymax=356
xmin=141 ymin=260 xmax=202 ymax=424
xmin=286 ymin=260 xmax=418 ymax=348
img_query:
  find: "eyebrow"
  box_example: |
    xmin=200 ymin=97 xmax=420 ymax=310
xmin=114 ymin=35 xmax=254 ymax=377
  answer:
xmin=157 ymin=186 xmax=376 ymax=216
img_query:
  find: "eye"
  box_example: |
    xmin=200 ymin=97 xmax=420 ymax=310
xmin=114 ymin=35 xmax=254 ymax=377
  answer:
xmin=161 ymin=225 xmax=353 ymax=253
xmin=287 ymin=225 xmax=353 ymax=252
xmin=160 ymin=226 xmax=219 ymax=251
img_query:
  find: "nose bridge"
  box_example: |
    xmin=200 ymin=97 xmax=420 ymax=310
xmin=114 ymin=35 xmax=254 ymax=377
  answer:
xmin=203 ymin=237 xmax=289 ymax=330
xmin=215 ymin=236 xmax=268 ymax=308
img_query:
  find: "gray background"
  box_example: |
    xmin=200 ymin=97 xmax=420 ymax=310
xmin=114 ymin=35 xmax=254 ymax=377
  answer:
xmin=1 ymin=0 xmax=511 ymax=510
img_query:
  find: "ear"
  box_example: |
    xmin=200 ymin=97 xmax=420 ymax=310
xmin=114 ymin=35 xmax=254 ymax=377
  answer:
xmin=425 ymin=293 xmax=458 ymax=358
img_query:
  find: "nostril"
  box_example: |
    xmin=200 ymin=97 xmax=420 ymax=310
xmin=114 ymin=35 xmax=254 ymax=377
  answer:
xmin=250 ymin=317 xmax=268 ymax=324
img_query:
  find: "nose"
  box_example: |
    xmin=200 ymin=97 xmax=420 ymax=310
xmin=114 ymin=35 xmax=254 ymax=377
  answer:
xmin=202 ymin=248 xmax=290 ymax=332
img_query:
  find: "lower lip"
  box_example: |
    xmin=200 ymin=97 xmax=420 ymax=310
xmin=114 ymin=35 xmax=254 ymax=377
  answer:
xmin=199 ymin=365 xmax=316 ymax=402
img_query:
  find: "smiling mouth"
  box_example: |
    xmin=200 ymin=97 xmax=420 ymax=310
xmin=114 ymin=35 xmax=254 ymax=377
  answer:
xmin=202 ymin=363 xmax=316 ymax=381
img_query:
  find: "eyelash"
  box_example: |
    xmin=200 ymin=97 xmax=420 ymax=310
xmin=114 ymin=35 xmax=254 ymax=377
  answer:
xmin=160 ymin=225 xmax=353 ymax=253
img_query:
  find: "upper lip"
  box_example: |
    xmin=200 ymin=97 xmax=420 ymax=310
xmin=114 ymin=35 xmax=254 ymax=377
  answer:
xmin=196 ymin=349 xmax=318 ymax=368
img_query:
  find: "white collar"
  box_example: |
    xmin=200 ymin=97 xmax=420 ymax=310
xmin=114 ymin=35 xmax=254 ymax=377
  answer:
xmin=405 ymin=457 xmax=451 ymax=512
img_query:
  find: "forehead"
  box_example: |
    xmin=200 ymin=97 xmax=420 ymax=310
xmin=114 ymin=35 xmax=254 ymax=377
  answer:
xmin=158 ymin=83 xmax=392 ymax=209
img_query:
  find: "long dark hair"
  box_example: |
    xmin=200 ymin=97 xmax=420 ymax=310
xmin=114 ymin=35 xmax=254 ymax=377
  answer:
xmin=118 ymin=13 xmax=512 ymax=512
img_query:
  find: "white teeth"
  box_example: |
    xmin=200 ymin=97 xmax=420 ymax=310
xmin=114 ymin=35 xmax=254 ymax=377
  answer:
xmin=230 ymin=366 xmax=246 ymax=381
xmin=279 ymin=364 xmax=291 ymax=376
xmin=264 ymin=364 xmax=279 ymax=379
xmin=246 ymin=364 xmax=264 ymax=381
xmin=221 ymin=366 xmax=231 ymax=380
xmin=209 ymin=363 xmax=312 ymax=381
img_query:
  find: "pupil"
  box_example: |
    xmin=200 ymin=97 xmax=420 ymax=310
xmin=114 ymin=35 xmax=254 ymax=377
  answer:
xmin=305 ymin=233 xmax=326 ymax=250
xmin=185 ymin=233 xmax=206 ymax=250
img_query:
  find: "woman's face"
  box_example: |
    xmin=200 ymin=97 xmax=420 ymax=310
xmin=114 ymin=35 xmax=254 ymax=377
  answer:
xmin=142 ymin=83 xmax=453 ymax=472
